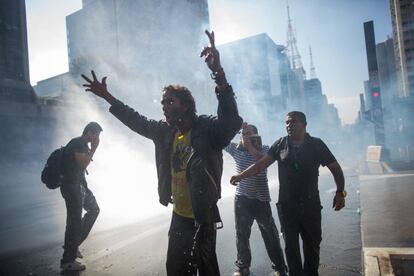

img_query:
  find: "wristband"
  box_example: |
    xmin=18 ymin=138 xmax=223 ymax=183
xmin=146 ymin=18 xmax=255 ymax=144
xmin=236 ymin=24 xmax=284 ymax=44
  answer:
xmin=336 ymin=190 xmax=347 ymax=197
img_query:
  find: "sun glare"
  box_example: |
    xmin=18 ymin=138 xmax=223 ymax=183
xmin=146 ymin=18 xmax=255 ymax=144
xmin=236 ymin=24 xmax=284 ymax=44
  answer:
xmin=88 ymin=137 xmax=169 ymax=230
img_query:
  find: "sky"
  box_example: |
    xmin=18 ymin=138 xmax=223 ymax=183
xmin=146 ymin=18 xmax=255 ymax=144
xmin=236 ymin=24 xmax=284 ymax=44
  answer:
xmin=25 ymin=0 xmax=392 ymax=124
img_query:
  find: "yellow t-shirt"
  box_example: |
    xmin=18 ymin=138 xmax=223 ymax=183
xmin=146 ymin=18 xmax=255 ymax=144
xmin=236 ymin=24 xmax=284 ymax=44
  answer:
xmin=171 ymin=130 xmax=194 ymax=218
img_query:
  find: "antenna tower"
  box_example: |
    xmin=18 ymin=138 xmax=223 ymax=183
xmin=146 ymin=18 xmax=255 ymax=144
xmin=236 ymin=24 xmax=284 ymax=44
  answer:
xmin=309 ymin=46 xmax=316 ymax=79
xmin=286 ymin=3 xmax=304 ymax=74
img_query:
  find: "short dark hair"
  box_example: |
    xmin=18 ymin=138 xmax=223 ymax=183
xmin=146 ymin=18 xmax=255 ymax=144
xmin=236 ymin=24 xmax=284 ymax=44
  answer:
xmin=163 ymin=85 xmax=197 ymax=116
xmin=83 ymin=122 xmax=103 ymax=136
xmin=287 ymin=111 xmax=307 ymax=124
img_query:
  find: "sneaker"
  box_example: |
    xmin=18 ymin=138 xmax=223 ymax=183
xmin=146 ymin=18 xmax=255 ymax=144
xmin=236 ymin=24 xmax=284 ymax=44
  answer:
xmin=60 ymin=260 xmax=86 ymax=271
xmin=233 ymin=267 xmax=250 ymax=276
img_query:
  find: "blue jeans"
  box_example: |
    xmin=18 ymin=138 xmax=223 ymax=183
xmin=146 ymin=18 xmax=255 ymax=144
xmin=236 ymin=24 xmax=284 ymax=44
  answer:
xmin=234 ymin=195 xmax=287 ymax=272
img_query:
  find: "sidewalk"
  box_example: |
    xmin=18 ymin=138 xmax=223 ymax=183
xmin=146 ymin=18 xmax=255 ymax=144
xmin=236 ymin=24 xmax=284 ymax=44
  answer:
xmin=359 ymin=172 xmax=414 ymax=276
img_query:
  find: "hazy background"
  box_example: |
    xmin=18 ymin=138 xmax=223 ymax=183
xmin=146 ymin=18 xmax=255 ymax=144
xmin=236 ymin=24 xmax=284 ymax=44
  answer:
xmin=26 ymin=0 xmax=392 ymax=124
xmin=0 ymin=0 xmax=390 ymax=256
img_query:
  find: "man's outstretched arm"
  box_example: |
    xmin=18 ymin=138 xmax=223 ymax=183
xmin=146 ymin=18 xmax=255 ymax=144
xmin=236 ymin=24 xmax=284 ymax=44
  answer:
xmin=81 ymin=70 xmax=161 ymax=140
xmin=230 ymin=154 xmax=275 ymax=185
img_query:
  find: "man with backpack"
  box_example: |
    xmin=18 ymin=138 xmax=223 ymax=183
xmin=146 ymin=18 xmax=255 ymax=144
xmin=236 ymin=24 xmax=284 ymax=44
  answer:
xmin=60 ymin=122 xmax=102 ymax=271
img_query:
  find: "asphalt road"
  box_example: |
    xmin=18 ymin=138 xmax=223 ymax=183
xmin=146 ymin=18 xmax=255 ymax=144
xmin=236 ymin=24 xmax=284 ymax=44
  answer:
xmin=359 ymin=173 xmax=414 ymax=248
xmin=0 ymin=167 xmax=361 ymax=276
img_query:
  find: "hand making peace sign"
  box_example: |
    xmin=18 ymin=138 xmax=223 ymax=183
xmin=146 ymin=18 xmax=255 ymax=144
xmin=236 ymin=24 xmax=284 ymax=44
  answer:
xmin=200 ymin=30 xmax=223 ymax=73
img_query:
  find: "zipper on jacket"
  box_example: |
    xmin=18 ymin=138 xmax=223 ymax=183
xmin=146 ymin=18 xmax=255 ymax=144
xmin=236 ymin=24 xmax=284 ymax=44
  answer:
xmin=204 ymin=167 xmax=218 ymax=196
xmin=186 ymin=146 xmax=219 ymax=199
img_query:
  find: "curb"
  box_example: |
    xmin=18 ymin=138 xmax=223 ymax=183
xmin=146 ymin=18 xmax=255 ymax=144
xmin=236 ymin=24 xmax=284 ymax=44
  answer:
xmin=364 ymin=247 xmax=414 ymax=275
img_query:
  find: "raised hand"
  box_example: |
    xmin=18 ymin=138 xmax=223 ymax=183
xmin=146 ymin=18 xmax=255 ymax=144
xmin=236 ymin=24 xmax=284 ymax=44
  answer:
xmin=81 ymin=70 xmax=116 ymax=104
xmin=200 ymin=30 xmax=222 ymax=73
xmin=81 ymin=70 xmax=109 ymax=99
xmin=90 ymin=135 xmax=100 ymax=150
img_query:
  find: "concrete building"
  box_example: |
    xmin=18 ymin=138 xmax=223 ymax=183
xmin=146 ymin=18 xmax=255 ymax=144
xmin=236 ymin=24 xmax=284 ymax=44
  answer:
xmin=33 ymin=1 xmax=343 ymax=146
xmin=34 ymin=73 xmax=76 ymax=98
xmin=218 ymin=33 xmax=289 ymax=141
xmin=358 ymin=17 xmax=414 ymax=161
xmin=363 ymin=20 xmax=385 ymax=147
xmin=377 ymin=37 xmax=397 ymax=109
xmin=302 ymin=78 xmax=341 ymax=139
xmin=36 ymin=0 xmax=213 ymax=116
xmin=390 ymin=0 xmax=414 ymax=97
xmin=388 ymin=1 xmax=414 ymax=160
xmin=0 ymin=0 xmax=70 ymax=162
xmin=217 ymin=32 xmax=341 ymax=143
xmin=303 ymin=78 xmax=323 ymax=118
xmin=0 ymin=0 xmax=37 ymax=105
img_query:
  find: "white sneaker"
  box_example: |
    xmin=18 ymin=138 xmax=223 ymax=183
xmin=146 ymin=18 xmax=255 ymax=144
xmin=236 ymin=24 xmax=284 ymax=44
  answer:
xmin=233 ymin=267 xmax=250 ymax=276
xmin=60 ymin=260 xmax=86 ymax=271
xmin=272 ymin=270 xmax=288 ymax=276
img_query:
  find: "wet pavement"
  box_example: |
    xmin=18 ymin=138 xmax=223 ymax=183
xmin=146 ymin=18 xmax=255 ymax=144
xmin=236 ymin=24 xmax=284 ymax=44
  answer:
xmin=0 ymin=167 xmax=362 ymax=275
xmin=359 ymin=173 xmax=414 ymax=248
xmin=359 ymin=172 xmax=414 ymax=275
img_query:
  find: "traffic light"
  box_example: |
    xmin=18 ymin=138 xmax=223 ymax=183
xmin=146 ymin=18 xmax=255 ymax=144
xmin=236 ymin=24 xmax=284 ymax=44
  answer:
xmin=370 ymin=87 xmax=382 ymax=109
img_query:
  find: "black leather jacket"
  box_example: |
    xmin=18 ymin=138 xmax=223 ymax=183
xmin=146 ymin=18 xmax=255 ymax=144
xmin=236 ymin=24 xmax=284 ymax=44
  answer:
xmin=109 ymin=84 xmax=242 ymax=225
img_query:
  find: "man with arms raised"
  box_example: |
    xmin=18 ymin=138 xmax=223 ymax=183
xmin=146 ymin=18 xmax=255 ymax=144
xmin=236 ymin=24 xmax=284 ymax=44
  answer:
xmin=82 ymin=31 xmax=242 ymax=276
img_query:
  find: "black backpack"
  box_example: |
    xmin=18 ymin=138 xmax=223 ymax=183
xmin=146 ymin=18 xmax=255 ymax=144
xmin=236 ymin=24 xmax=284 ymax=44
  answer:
xmin=41 ymin=146 xmax=66 ymax=189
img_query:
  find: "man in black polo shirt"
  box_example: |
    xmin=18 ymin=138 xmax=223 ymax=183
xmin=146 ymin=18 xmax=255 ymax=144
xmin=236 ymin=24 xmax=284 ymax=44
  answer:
xmin=230 ymin=111 xmax=345 ymax=276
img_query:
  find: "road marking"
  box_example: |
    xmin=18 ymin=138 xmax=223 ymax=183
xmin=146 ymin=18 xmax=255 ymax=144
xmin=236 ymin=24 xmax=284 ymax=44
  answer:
xmin=359 ymin=173 xmax=414 ymax=181
xmin=84 ymin=222 xmax=169 ymax=263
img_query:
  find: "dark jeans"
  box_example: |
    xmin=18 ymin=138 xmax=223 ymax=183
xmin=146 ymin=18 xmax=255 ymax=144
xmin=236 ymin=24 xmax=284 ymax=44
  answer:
xmin=234 ymin=195 xmax=287 ymax=272
xmin=166 ymin=212 xmax=220 ymax=276
xmin=60 ymin=183 xmax=100 ymax=263
xmin=277 ymin=200 xmax=322 ymax=276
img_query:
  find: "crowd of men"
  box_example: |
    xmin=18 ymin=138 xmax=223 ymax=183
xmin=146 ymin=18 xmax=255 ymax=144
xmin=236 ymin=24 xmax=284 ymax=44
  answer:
xmin=57 ymin=30 xmax=346 ymax=276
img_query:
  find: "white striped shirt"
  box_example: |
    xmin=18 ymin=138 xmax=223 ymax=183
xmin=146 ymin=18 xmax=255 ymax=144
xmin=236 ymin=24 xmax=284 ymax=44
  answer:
xmin=225 ymin=142 xmax=271 ymax=202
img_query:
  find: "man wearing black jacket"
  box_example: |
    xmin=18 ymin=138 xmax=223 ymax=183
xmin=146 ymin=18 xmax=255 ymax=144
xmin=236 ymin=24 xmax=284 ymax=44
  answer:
xmin=81 ymin=30 xmax=242 ymax=276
